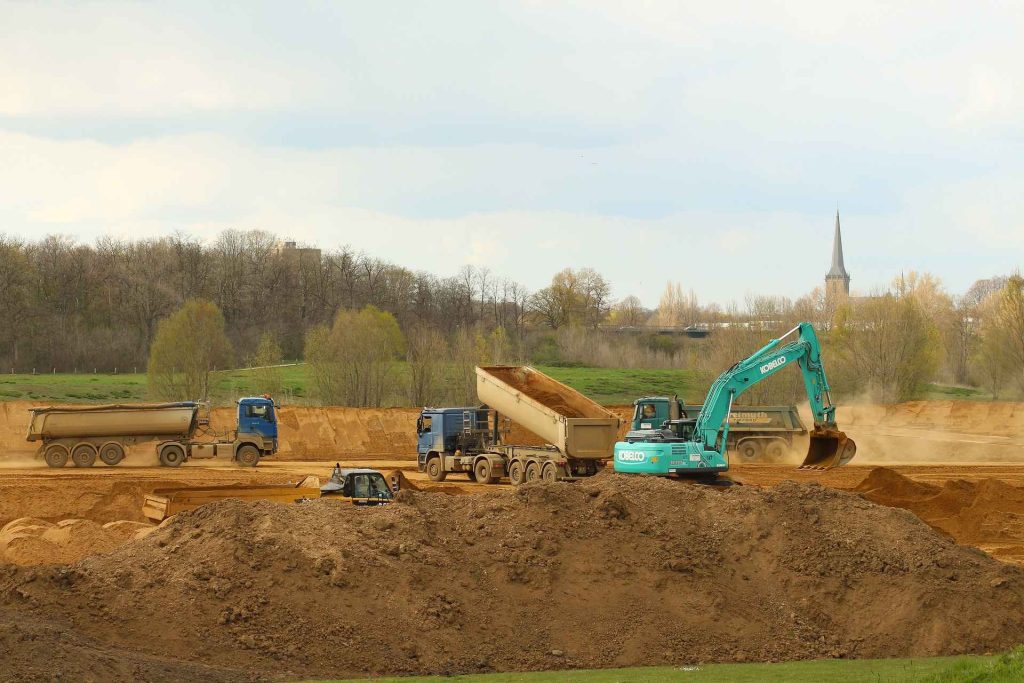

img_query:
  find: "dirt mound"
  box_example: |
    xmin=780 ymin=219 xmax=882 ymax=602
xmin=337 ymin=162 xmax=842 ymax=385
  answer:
xmin=2 ymin=474 xmax=1024 ymax=681
xmin=0 ymin=516 xmax=155 ymax=566
xmin=856 ymin=467 xmax=1024 ymax=563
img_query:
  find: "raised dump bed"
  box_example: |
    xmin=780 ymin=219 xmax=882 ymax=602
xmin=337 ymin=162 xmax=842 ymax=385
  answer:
xmin=476 ymin=365 xmax=620 ymax=460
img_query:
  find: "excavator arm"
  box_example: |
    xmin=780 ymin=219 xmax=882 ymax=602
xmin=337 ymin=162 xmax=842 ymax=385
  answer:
xmin=694 ymin=322 xmax=856 ymax=469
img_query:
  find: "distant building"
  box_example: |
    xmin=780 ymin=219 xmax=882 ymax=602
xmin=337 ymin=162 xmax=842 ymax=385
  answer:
xmin=825 ymin=211 xmax=851 ymax=304
xmin=276 ymin=240 xmax=321 ymax=265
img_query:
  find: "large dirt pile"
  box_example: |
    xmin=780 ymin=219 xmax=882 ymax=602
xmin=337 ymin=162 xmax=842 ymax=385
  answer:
xmin=856 ymin=467 xmax=1024 ymax=563
xmin=3 ymin=474 xmax=1024 ymax=682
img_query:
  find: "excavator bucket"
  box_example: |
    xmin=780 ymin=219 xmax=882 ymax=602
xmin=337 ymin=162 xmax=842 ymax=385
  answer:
xmin=800 ymin=427 xmax=857 ymax=470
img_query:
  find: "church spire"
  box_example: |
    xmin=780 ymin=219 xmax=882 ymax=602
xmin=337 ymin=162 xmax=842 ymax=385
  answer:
xmin=827 ymin=210 xmax=849 ymax=280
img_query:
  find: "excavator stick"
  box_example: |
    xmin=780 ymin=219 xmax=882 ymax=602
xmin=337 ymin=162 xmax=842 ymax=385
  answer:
xmin=800 ymin=427 xmax=857 ymax=470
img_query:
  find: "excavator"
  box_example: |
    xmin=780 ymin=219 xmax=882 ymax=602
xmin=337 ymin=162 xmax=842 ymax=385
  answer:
xmin=613 ymin=322 xmax=856 ymax=477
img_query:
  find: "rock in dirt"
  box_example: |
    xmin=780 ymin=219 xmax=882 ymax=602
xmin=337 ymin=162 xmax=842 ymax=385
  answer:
xmin=2 ymin=472 xmax=1024 ymax=682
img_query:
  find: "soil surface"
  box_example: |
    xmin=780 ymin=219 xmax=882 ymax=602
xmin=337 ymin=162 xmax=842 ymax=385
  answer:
xmin=4 ymin=473 xmax=1024 ymax=682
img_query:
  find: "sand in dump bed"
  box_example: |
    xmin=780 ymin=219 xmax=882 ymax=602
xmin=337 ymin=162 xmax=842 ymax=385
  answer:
xmin=0 ymin=516 xmax=154 ymax=566
xmin=2 ymin=473 xmax=1024 ymax=682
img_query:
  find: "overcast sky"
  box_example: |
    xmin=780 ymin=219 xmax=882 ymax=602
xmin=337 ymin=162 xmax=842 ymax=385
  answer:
xmin=1 ymin=1 xmax=1021 ymax=307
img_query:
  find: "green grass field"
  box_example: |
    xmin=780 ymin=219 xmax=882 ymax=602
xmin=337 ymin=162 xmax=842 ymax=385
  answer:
xmin=0 ymin=364 xmax=696 ymax=406
xmin=313 ymin=652 xmax=1014 ymax=683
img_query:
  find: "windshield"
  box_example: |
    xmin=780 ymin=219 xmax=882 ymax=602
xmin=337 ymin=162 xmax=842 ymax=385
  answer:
xmin=352 ymin=473 xmax=393 ymax=499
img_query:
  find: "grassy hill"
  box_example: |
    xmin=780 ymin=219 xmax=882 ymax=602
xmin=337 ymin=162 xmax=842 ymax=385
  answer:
xmin=0 ymin=364 xmax=700 ymax=407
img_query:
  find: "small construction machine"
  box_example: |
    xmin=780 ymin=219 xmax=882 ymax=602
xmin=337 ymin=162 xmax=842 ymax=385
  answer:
xmin=142 ymin=463 xmax=398 ymax=522
xmin=614 ymin=322 xmax=856 ymax=477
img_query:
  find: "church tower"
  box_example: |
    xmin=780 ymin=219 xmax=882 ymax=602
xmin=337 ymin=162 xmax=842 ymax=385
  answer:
xmin=825 ymin=210 xmax=851 ymax=302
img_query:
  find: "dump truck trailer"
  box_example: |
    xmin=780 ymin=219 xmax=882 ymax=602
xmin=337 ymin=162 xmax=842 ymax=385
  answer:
xmin=417 ymin=366 xmax=621 ymax=485
xmin=632 ymin=397 xmax=807 ymax=462
xmin=26 ymin=397 xmax=278 ymax=468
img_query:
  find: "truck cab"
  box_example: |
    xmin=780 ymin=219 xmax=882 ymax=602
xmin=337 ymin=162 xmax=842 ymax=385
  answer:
xmin=238 ymin=397 xmax=278 ymax=442
xmin=417 ymin=407 xmax=498 ymax=482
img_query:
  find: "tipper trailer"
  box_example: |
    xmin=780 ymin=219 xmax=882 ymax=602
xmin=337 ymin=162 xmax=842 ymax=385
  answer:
xmin=26 ymin=397 xmax=278 ymax=468
xmin=417 ymin=366 xmax=621 ymax=485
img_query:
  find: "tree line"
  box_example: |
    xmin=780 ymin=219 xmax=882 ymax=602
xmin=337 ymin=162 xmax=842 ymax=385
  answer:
xmin=4 ymin=230 xmax=1020 ymax=406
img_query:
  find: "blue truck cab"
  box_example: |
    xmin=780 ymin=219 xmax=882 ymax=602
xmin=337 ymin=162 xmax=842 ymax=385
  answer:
xmin=237 ymin=396 xmax=278 ymax=448
xmin=417 ymin=407 xmax=498 ymax=482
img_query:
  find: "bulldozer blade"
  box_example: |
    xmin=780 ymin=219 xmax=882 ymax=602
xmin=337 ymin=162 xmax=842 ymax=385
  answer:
xmin=799 ymin=428 xmax=857 ymax=470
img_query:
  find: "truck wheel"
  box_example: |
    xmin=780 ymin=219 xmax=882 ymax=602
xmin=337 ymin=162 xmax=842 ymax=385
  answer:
xmin=71 ymin=443 xmax=97 ymax=468
xmin=159 ymin=445 xmax=185 ymax=468
xmin=426 ymin=456 xmax=447 ymax=482
xmin=474 ymin=458 xmax=498 ymax=485
xmin=236 ymin=445 xmax=260 ymax=467
xmin=764 ymin=440 xmax=787 ymax=462
xmin=508 ymin=460 xmax=525 ymax=486
xmin=737 ymin=440 xmax=763 ymax=462
xmin=99 ymin=442 xmax=125 ymax=466
xmin=43 ymin=444 xmax=69 ymax=468
xmin=525 ymin=461 xmax=541 ymax=483
xmin=541 ymin=463 xmax=558 ymax=483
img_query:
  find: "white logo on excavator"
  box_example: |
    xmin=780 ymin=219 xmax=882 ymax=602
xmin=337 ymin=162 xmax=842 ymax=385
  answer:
xmin=617 ymin=450 xmax=646 ymax=462
xmin=760 ymin=357 xmax=786 ymax=374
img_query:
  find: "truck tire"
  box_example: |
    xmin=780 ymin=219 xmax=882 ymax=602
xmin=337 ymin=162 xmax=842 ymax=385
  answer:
xmin=508 ymin=459 xmax=525 ymax=486
xmin=236 ymin=445 xmax=260 ymax=467
xmin=764 ymin=440 xmax=787 ymax=461
xmin=426 ymin=456 xmax=447 ymax=482
xmin=159 ymin=445 xmax=186 ymax=468
xmin=525 ymin=461 xmax=541 ymax=483
xmin=474 ymin=458 xmax=499 ymax=485
xmin=736 ymin=439 xmax=763 ymax=462
xmin=541 ymin=462 xmax=558 ymax=483
xmin=71 ymin=443 xmax=97 ymax=468
xmin=43 ymin=444 xmax=69 ymax=468
xmin=98 ymin=442 xmax=125 ymax=466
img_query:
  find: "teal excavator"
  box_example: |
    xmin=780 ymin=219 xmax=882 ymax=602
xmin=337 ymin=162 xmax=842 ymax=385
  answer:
xmin=613 ymin=322 xmax=856 ymax=476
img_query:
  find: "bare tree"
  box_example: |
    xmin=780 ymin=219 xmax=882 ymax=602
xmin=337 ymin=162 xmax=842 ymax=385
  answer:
xmin=407 ymin=326 xmax=448 ymax=406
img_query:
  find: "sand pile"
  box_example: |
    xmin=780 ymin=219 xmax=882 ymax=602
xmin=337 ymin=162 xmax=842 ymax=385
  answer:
xmin=2 ymin=474 xmax=1024 ymax=681
xmin=0 ymin=516 xmax=154 ymax=566
xmin=856 ymin=467 xmax=1024 ymax=563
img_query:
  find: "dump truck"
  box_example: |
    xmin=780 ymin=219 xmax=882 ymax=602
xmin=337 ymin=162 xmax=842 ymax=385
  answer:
xmin=26 ymin=397 xmax=278 ymax=468
xmin=416 ymin=366 xmax=621 ymax=485
xmin=631 ymin=397 xmax=807 ymax=462
xmin=615 ymin=322 xmax=856 ymax=477
xmin=142 ymin=463 xmax=399 ymax=521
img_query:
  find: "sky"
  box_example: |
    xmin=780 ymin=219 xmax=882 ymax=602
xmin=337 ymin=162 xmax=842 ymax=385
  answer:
xmin=1 ymin=1 xmax=1022 ymax=308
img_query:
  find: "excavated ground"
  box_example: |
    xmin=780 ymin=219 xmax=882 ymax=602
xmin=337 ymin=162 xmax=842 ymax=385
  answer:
xmin=4 ymin=473 xmax=1024 ymax=682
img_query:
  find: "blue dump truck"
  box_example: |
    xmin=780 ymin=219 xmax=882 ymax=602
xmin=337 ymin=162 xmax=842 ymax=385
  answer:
xmin=631 ymin=396 xmax=806 ymax=462
xmin=417 ymin=366 xmax=621 ymax=485
xmin=26 ymin=396 xmax=279 ymax=468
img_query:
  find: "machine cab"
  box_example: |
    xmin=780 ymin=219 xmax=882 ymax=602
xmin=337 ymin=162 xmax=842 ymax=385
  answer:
xmin=632 ymin=396 xmax=688 ymax=431
xmin=237 ymin=396 xmax=278 ymax=440
xmin=416 ymin=407 xmax=491 ymax=468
